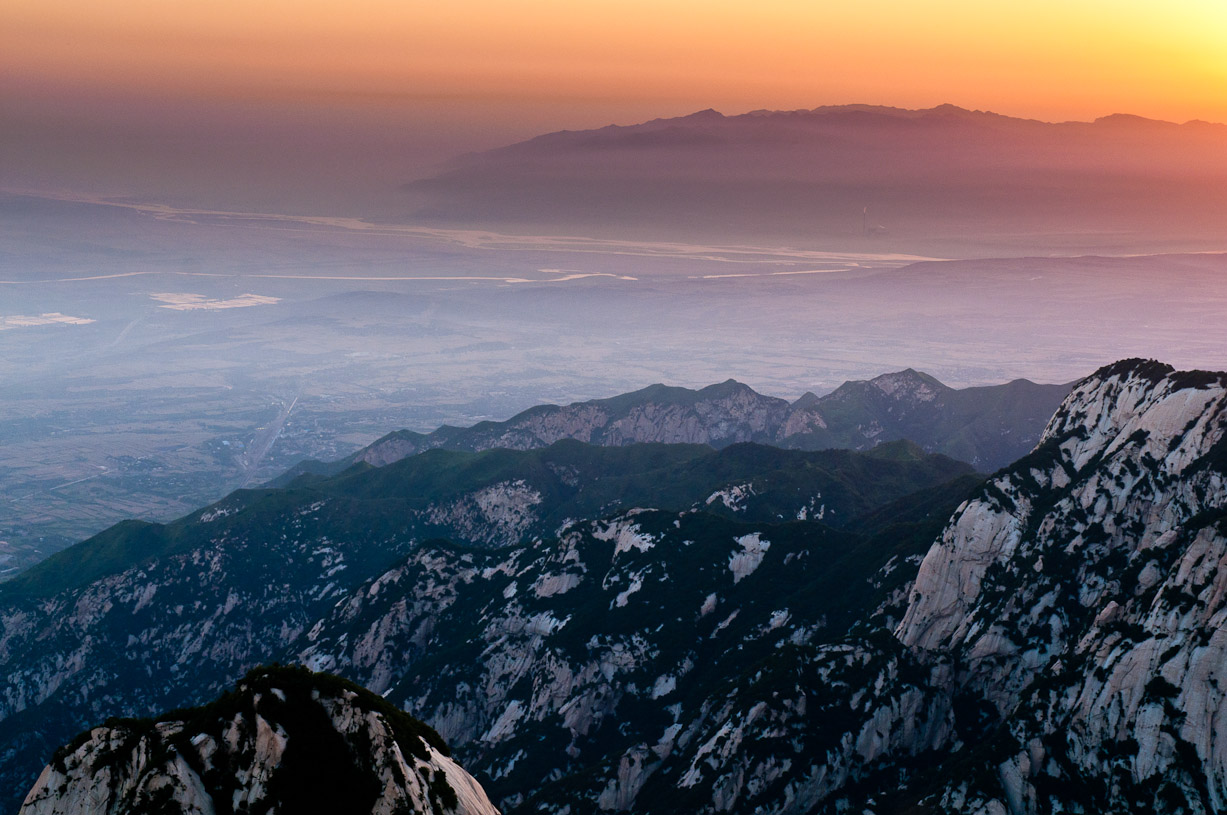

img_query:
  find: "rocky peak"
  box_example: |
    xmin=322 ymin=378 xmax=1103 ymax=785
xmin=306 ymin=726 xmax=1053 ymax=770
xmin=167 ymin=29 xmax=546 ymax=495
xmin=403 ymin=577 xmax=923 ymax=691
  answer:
xmin=824 ymin=368 xmax=949 ymax=407
xmin=867 ymin=368 xmax=949 ymax=402
xmin=20 ymin=666 xmax=499 ymax=815
xmin=1041 ymin=358 xmax=1227 ymax=471
xmin=695 ymin=378 xmax=756 ymax=398
xmin=892 ymin=360 xmax=1227 ymax=812
xmin=789 ymin=390 xmax=821 ymax=409
xmin=898 ymin=359 xmax=1227 ymax=656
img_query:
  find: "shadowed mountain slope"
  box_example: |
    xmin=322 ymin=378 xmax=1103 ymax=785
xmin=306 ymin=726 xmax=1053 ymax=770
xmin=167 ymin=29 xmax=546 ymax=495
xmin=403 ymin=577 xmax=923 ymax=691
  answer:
xmin=0 ymin=437 xmax=976 ymax=813
xmin=5 ymin=360 xmax=1224 ymax=813
xmin=18 ymin=665 xmax=499 ymax=815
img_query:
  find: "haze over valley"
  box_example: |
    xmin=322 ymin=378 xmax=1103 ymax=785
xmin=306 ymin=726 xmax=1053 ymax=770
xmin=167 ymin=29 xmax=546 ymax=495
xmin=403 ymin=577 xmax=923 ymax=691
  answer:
xmin=4 ymin=1 xmax=1227 ymax=810
xmin=3 ymin=182 xmax=1226 ymax=576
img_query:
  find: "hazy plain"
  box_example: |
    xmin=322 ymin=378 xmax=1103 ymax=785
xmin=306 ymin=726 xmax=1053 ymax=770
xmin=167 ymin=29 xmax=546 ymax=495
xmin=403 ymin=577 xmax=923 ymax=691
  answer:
xmin=2 ymin=189 xmax=1226 ymax=574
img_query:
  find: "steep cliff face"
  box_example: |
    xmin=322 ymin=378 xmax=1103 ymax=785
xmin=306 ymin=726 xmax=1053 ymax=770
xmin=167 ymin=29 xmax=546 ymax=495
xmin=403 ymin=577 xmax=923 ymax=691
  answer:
xmin=296 ymin=508 xmax=957 ymax=814
xmin=895 ymin=359 xmax=1227 ymax=813
xmin=19 ymin=666 xmax=499 ymax=815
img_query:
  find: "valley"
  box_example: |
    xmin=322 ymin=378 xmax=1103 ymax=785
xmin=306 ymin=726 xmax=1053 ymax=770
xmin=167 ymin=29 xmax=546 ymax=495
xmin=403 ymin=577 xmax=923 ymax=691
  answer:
xmin=4 ymin=191 xmax=1226 ymax=578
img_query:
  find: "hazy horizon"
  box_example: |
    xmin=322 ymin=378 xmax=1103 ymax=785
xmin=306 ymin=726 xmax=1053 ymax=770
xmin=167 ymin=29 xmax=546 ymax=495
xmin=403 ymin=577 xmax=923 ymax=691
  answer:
xmin=6 ymin=93 xmax=1226 ymax=219
xmin=6 ymin=0 xmax=1227 ymax=216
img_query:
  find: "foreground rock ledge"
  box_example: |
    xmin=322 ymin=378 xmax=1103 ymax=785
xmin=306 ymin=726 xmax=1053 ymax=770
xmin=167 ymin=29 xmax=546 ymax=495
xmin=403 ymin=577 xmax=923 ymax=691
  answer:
xmin=20 ymin=665 xmax=500 ymax=815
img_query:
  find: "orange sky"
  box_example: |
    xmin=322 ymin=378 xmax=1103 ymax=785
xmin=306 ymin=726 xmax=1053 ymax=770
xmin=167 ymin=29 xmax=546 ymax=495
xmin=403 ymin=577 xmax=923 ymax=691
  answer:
xmin=4 ymin=0 xmax=1226 ymax=124
xmin=3 ymin=0 xmax=1224 ymax=210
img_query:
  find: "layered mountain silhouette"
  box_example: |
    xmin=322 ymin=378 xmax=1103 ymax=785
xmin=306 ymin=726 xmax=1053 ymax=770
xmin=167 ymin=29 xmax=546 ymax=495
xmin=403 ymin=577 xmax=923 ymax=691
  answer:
xmin=6 ymin=359 xmax=1227 ymax=813
xmin=275 ymin=369 xmax=1069 ymax=483
xmin=402 ymin=105 xmax=1227 ymax=255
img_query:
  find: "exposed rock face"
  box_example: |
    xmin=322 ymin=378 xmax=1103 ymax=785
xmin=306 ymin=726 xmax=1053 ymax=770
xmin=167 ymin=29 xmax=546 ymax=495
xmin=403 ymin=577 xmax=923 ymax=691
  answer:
xmin=6 ymin=358 xmax=1224 ymax=815
xmin=294 ymin=509 xmax=954 ymax=814
xmin=19 ymin=666 xmax=499 ymax=815
xmin=895 ymin=359 xmax=1227 ymax=813
xmin=778 ymin=392 xmax=828 ymax=437
xmin=0 ymin=438 xmax=972 ymax=815
xmin=352 ymin=381 xmax=792 ymax=465
xmin=424 ymin=480 xmax=543 ymax=544
xmin=288 ymin=370 xmax=1067 ymax=481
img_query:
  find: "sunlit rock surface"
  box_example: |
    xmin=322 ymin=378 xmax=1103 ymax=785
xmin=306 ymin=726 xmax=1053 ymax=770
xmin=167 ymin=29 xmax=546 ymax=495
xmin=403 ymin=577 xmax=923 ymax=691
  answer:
xmin=897 ymin=359 xmax=1227 ymax=813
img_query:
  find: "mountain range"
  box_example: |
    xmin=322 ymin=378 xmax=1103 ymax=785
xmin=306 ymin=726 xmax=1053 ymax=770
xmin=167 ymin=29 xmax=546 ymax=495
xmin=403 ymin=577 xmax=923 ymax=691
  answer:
xmin=402 ymin=105 xmax=1227 ymax=256
xmin=6 ymin=359 xmax=1227 ymax=813
xmin=277 ymin=368 xmax=1070 ymax=482
xmin=0 ymin=432 xmax=976 ymax=813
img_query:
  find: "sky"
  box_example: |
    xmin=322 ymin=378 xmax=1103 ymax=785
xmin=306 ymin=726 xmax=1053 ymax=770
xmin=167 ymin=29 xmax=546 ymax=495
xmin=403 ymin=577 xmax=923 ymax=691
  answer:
xmin=3 ymin=0 xmax=1225 ymax=209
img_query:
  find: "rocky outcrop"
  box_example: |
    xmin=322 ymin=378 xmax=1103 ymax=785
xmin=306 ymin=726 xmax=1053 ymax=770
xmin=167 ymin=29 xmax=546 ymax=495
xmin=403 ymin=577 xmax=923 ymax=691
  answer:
xmin=0 ymin=437 xmax=972 ymax=815
xmin=358 ymin=381 xmax=793 ymax=462
xmin=9 ymin=358 xmax=1223 ymax=815
xmin=19 ymin=666 xmax=499 ymax=815
xmin=424 ymin=480 xmax=543 ymax=545
xmin=895 ymin=359 xmax=1227 ymax=812
xmin=295 ymin=508 xmax=955 ymax=814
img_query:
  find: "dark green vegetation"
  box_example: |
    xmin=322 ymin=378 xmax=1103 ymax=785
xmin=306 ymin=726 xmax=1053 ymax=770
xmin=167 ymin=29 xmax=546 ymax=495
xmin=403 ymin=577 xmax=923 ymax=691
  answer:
xmin=15 ymin=359 xmax=1227 ymax=814
xmin=2 ymin=439 xmax=972 ymax=603
xmin=321 ymin=487 xmax=975 ymax=812
xmin=0 ymin=436 xmax=982 ymax=814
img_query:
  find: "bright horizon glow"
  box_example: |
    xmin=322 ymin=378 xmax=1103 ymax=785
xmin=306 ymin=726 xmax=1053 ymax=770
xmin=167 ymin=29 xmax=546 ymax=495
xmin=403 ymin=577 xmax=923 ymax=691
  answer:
xmin=4 ymin=0 xmax=1225 ymax=212
xmin=4 ymin=0 xmax=1226 ymax=125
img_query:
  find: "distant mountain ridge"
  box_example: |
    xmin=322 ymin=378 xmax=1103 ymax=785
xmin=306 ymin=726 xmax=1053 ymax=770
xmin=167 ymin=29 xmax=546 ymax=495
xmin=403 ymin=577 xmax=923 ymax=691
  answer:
xmin=456 ymin=104 xmax=1226 ymax=164
xmin=405 ymin=104 xmax=1227 ymax=255
xmin=498 ymin=104 xmax=1225 ymax=153
xmin=276 ymin=369 xmax=1070 ymax=481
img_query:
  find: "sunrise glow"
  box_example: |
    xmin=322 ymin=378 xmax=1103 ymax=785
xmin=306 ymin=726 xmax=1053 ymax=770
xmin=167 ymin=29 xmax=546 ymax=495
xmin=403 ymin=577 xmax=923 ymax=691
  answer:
xmin=5 ymin=0 xmax=1225 ymax=123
